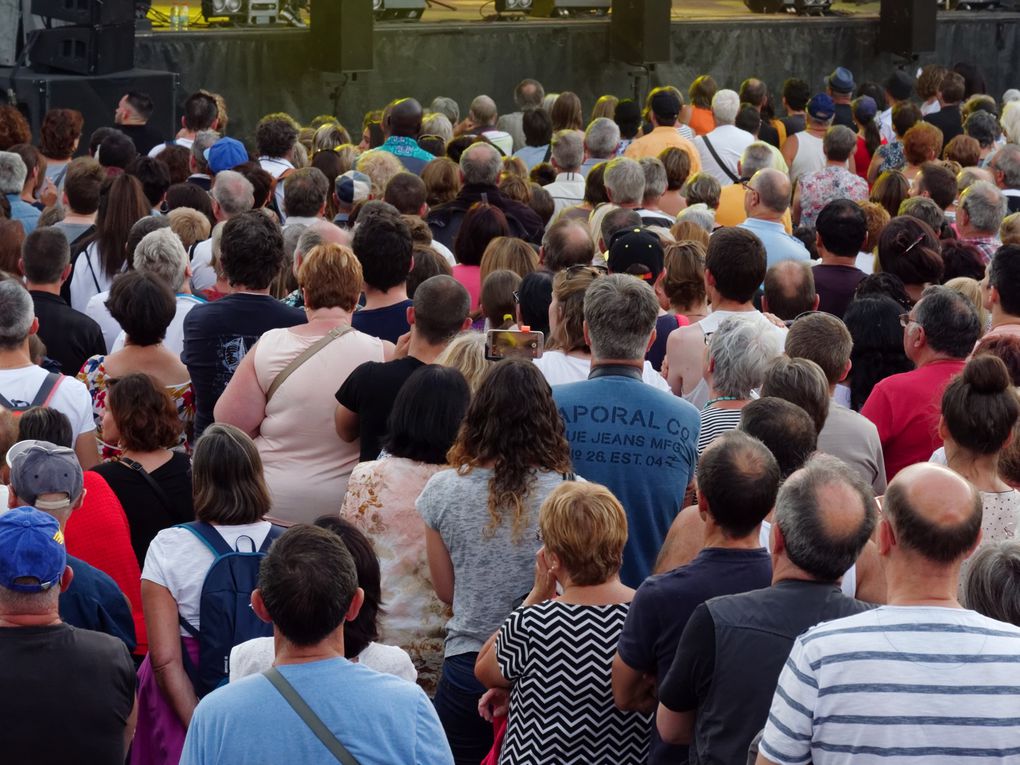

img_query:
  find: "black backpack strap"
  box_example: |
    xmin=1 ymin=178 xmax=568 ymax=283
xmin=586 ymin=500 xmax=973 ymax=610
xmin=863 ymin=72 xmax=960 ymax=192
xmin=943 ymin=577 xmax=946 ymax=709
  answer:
xmin=0 ymin=392 xmax=14 ymax=409
xmin=701 ymin=135 xmax=741 ymax=184
xmin=29 ymin=372 xmax=61 ymax=407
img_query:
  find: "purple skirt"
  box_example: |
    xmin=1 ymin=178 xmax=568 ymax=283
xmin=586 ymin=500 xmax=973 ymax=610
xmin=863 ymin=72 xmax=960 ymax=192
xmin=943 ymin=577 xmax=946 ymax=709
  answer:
xmin=130 ymin=637 xmax=199 ymax=765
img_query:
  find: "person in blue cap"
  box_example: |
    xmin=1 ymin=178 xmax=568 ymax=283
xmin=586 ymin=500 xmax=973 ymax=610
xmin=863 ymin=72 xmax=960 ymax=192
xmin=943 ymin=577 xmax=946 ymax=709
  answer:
xmin=0 ymin=505 xmax=137 ymax=762
xmin=826 ymin=67 xmax=857 ymax=130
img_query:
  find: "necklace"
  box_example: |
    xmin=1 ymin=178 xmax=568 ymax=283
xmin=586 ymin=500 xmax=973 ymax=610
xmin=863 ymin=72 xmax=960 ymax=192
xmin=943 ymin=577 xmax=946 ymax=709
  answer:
xmin=704 ymin=396 xmax=740 ymax=409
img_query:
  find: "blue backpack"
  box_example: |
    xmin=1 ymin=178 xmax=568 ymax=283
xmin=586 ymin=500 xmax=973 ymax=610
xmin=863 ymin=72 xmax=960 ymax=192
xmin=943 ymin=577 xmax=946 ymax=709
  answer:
xmin=176 ymin=521 xmax=284 ymax=697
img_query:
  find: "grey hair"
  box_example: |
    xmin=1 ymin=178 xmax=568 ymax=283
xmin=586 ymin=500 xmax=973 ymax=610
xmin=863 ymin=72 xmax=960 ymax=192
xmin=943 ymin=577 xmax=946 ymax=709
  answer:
xmin=430 ymin=97 xmax=460 ymax=124
xmin=583 ymin=274 xmax=658 ymax=361
xmin=283 ymin=224 xmax=307 ymax=264
xmin=514 ymin=79 xmax=545 ymax=109
xmin=0 ymin=279 xmax=34 ymax=349
xmin=190 ymin=129 xmax=221 ymax=169
xmin=708 ymin=315 xmax=781 ymax=398
xmin=551 ymin=130 xmax=584 ymax=172
xmin=604 ymin=157 xmax=645 ymax=206
xmin=823 ymin=125 xmax=858 ymax=162
xmin=211 ymin=170 xmax=255 ymax=216
xmin=134 ymin=228 xmax=188 ymax=291
xmin=421 ymin=112 xmax=454 ymax=144
xmin=585 ymin=118 xmax=621 ymax=159
xmin=740 ymin=142 xmax=775 ymax=177
xmin=899 ymin=196 xmax=946 ymax=233
xmin=773 ymin=453 xmax=877 ymax=581
xmin=469 ymin=95 xmax=498 ymax=127
xmin=751 ymin=168 xmax=792 ymax=214
xmin=1001 ymin=101 xmax=1020 ymax=145
xmin=640 ymin=157 xmax=668 ymax=200
xmin=0 ymin=151 xmax=27 ymax=195
xmin=964 ymin=541 xmax=1020 ymax=623
xmin=961 ymin=180 xmax=1007 ymax=234
xmin=683 ymin=172 xmax=722 ymax=208
xmin=460 ymin=142 xmax=502 ymax=185
xmin=296 ymin=226 xmax=325 ymax=259
xmin=992 ymin=144 xmax=1020 ymax=188
xmin=712 ymin=90 xmax=741 ymax=125
xmin=675 ymin=203 xmax=715 ymax=232
xmin=958 ymin=167 xmax=994 ymax=194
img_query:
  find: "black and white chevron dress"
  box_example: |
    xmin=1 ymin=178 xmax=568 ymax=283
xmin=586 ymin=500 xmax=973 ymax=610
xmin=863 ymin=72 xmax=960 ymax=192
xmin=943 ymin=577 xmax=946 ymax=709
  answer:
xmin=495 ymin=600 xmax=651 ymax=764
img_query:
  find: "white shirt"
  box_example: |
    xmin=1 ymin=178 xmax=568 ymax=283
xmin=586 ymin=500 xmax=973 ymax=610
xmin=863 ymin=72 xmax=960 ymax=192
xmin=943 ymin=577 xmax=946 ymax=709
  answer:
xmin=141 ymin=521 xmax=274 ymax=635
xmin=855 ymin=251 xmax=875 ymax=274
xmin=430 ymin=239 xmax=457 ymax=267
xmin=111 ymin=294 xmax=205 ymax=357
xmin=191 ymin=238 xmax=216 ymax=293
xmin=148 ymin=137 xmax=195 ymax=158
xmin=84 ymin=290 xmax=119 ymax=353
xmin=542 ymin=173 xmax=586 ymax=224
xmin=229 ymin=637 xmax=417 ymax=684
xmin=260 ymin=157 xmax=295 ymax=222
xmin=694 ymin=125 xmax=755 ymax=185
xmin=789 ymin=131 xmax=826 ymax=187
xmin=878 ymin=107 xmax=895 ymax=145
xmin=0 ymin=365 xmax=95 ymax=437
xmin=69 ymin=242 xmax=120 ymax=314
xmin=281 ymin=215 xmax=323 ymax=230
xmin=533 ymin=350 xmax=669 ymax=391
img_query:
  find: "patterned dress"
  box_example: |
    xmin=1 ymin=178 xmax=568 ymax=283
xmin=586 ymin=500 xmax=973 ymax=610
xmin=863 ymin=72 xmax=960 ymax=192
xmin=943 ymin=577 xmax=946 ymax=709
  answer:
xmin=496 ymin=600 xmax=652 ymax=764
xmin=77 ymin=355 xmax=195 ymax=461
xmin=798 ymin=166 xmax=870 ymax=228
xmin=876 ymin=140 xmax=906 ymax=174
xmin=340 ymin=456 xmax=450 ymax=696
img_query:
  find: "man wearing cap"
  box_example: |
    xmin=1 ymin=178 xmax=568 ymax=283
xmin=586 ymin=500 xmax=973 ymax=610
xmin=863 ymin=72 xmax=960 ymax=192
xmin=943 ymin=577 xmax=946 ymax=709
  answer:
xmin=826 ymin=67 xmax=857 ymax=130
xmin=625 ymin=87 xmax=701 ymax=174
xmin=783 ymin=94 xmax=834 ymax=187
xmin=334 ymin=170 xmax=371 ymax=228
xmin=7 ymin=439 xmax=136 ymax=651
xmin=190 ymin=169 xmax=255 ymax=294
xmin=0 ymin=505 xmax=137 ymax=761
xmin=880 ymin=70 xmax=916 ymax=145
xmin=204 ymin=135 xmax=249 ymax=176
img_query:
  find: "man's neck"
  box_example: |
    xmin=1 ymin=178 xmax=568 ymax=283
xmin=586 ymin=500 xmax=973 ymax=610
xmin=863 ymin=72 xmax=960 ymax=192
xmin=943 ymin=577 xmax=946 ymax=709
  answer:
xmin=407 ymin=334 xmax=448 ymax=364
xmin=818 ymin=248 xmax=857 ymax=267
xmin=363 ymin=285 xmax=408 ymax=310
xmin=912 ymin=347 xmax=963 ymax=368
xmin=120 ymin=116 xmax=147 ymax=127
xmin=62 ymin=211 xmax=96 ymax=225
xmin=25 ymin=281 xmax=61 ymax=296
xmin=991 ymin=306 xmax=1020 ymax=330
xmin=0 ymin=612 xmax=62 ymax=628
xmin=0 ymin=345 xmax=33 ymax=369
xmin=883 ymin=559 xmax=964 ymax=608
xmin=703 ymin=522 xmax=762 ymax=550
xmin=961 ymin=226 xmax=993 ymax=241
xmin=771 ymin=556 xmax=833 ymax=586
xmin=708 ymin=296 xmax=756 ymax=314
xmin=229 ymin=285 xmax=271 ymax=296
xmin=750 ymin=209 xmax=785 ymax=224
xmin=273 ymin=629 xmax=346 ymax=665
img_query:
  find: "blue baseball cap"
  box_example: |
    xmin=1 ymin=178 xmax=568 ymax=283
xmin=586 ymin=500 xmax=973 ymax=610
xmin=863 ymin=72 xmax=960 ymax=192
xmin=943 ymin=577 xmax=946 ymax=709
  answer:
xmin=0 ymin=507 xmax=66 ymax=593
xmin=204 ymin=137 xmax=249 ymax=175
xmin=808 ymin=93 xmax=836 ymax=121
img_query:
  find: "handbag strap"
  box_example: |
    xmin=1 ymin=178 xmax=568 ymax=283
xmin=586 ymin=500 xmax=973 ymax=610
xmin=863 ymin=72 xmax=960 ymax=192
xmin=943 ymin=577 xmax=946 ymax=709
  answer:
xmin=120 ymin=457 xmax=176 ymax=516
xmin=701 ymin=135 xmax=741 ymax=184
xmin=265 ymin=326 xmax=354 ymax=403
xmin=263 ymin=667 xmax=361 ymax=765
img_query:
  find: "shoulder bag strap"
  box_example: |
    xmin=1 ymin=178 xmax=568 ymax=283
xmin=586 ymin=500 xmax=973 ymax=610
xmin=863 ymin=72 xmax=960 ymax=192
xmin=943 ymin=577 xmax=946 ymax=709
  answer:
xmin=83 ymin=246 xmax=102 ymax=293
xmin=263 ymin=667 xmax=361 ymax=765
xmin=701 ymin=135 xmax=741 ymax=184
xmin=121 ymin=457 xmax=176 ymax=516
xmin=265 ymin=326 xmax=354 ymax=403
xmin=30 ymin=372 xmax=62 ymax=407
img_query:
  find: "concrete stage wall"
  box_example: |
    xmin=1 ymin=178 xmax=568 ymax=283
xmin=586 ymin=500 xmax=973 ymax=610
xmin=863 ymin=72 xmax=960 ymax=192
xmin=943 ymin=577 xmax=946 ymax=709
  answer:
xmin=135 ymin=12 xmax=1020 ymax=137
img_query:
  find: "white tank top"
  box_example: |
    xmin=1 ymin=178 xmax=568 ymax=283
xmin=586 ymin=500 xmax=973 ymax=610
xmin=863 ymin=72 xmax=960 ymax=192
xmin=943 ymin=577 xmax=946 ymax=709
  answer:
xmin=759 ymin=520 xmax=857 ymax=597
xmin=790 ymin=131 xmax=826 ymax=187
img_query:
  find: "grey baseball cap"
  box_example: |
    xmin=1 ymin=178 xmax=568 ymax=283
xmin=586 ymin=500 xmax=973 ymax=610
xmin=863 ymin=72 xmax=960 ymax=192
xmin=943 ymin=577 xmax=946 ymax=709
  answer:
xmin=7 ymin=440 xmax=83 ymax=511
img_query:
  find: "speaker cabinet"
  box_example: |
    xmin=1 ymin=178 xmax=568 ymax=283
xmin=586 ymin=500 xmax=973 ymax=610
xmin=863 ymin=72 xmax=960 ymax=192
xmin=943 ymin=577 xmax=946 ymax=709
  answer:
xmin=30 ymin=0 xmax=135 ymax=25
xmin=878 ymin=0 xmax=937 ymax=57
xmin=310 ymin=0 xmax=374 ymax=72
xmin=30 ymin=25 xmax=135 ymax=76
xmin=611 ymin=0 xmax=671 ymax=63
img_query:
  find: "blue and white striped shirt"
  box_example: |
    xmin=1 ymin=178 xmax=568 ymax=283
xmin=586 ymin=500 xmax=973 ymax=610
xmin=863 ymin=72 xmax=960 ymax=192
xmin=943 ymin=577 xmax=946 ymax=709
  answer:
xmin=760 ymin=606 xmax=1020 ymax=764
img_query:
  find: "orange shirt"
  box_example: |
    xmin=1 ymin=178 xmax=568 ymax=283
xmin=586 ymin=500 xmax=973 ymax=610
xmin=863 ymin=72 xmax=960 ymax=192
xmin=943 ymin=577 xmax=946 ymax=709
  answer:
xmin=688 ymin=106 xmax=716 ymax=136
xmin=623 ymin=127 xmax=701 ymax=175
xmin=714 ymin=183 xmax=794 ymax=233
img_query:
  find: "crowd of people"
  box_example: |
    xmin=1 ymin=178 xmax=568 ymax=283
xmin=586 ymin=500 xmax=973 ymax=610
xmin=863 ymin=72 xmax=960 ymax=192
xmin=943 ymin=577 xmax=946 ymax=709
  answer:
xmin=2 ymin=61 xmax=1020 ymax=764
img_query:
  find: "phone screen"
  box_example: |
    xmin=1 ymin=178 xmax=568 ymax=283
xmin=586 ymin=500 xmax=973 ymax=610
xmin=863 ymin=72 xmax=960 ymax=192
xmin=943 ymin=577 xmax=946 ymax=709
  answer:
xmin=485 ymin=330 xmax=545 ymax=361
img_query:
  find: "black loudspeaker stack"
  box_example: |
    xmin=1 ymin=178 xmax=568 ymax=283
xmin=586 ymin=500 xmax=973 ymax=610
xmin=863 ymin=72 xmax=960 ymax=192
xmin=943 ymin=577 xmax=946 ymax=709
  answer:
xmin=310 ymin=0 xmax=375 ymax=73
xmin=611 ymin=0 xmax=671 ymax=64
xmin=878 ymin=0 xmax=937 ymax=58
xmin=30 ymin=0 xmax=136 ymax=76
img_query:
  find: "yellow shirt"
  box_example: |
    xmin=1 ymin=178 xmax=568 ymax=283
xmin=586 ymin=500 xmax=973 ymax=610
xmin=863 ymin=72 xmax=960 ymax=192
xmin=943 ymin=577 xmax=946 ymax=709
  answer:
xmin=715 ymin=184 xmax=793 ymax=233
xmin=623 ymin=127 xmax=702 ymax=175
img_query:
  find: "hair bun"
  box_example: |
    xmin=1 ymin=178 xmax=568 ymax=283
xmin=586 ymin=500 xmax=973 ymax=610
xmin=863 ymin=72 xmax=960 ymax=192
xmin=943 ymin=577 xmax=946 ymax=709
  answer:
xmin=964 ymin=354 xmax=1012 ymax=395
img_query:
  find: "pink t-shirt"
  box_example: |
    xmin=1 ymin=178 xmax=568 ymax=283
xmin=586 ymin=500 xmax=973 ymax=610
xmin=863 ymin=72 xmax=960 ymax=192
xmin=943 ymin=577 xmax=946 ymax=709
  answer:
xmin=452 ymin=264 xmax=481 ymax=308
xmin=861 ymin=358 xmax=966 ymax=480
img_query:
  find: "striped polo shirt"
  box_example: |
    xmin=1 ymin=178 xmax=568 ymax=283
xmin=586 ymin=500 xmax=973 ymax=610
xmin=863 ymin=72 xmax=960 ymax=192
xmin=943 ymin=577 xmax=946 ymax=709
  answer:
xmin=760 ymin=606 xmax=1020 ymax=764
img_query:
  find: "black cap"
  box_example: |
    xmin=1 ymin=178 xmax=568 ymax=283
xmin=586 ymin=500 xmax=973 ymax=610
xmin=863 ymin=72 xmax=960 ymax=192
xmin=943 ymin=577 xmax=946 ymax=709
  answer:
xmin=608 ymin=228 xmax=664 ymax=282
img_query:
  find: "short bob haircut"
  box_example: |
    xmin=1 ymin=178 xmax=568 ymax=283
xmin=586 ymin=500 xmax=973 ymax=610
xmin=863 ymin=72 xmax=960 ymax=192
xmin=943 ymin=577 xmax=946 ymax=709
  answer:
xmin=298 ymin=243 xmax=363 ymax=312
xmin=105 ymin=271 xmax=176 ymax=347
xmin=479 ymin=236 xmax=539 ymax=284
xmin=538 ymin=481 xmax=628 ymax=587
xmin=385 ymin=365 xmax=470 ymax=465
xmin=964 ymin=541 xmax=1020 ymax=624
xmin=106 ymin=373 xmax=183 ymax=452
xmin=192 ymin=423 xmax=272 ymax=525
xmin=903 ymin=122 xmax=944 ymax=166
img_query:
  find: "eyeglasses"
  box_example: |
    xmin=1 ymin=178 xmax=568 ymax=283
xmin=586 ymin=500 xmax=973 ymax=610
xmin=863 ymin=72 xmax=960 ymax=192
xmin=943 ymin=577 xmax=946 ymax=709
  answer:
xmin=898 ymin=312 xmax=920 ymax=329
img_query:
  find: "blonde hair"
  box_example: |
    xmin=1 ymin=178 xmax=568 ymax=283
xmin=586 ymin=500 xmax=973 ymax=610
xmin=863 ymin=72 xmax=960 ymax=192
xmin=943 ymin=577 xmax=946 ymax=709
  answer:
xmin=356 ymin=150 xmax=404 ymax=197
xmin=480 ymin=236 xmax=539 ymax=284
xmin=1001 ymin=212 xmax=1020 ymax=246
xmin=298 ymin=243 xmax=363 ymax=311
xmin=436 ymin=331 xmax=491 ymax=393
xmin=659 ymin=241 xmax=707 ymax=311
xmin=539 ymin=482 xmax=628 ymax=586
xmin=669 ymin=219 xmax=710 ymax=249
xmin=166 ymin=206 xmax=211 ymax=250
xmin=945 ymin=276 xmax=989 ymax=331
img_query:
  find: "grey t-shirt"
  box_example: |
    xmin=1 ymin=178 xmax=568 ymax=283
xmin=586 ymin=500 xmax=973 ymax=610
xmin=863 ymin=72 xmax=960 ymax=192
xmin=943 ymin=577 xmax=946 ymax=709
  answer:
xmin=53 ymin=220 xmax=93 ymax=245
xmin=818 ymin=401 xmax=887 ymax=494
xmin=417 ymin=466 xmax=568 ymax=657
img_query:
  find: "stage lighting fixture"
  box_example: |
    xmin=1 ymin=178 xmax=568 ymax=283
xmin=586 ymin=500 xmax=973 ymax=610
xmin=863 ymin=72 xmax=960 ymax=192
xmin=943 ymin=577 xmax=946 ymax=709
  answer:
xmin=495 ymin=0 xmax=533 ymax=15
xmin=201 ymin=0 xmax=279 ymax=24
xmin=372 ymin=0 xmax=425 ymax=21
xmin=531 ymin=0 xmax=609 ymax=17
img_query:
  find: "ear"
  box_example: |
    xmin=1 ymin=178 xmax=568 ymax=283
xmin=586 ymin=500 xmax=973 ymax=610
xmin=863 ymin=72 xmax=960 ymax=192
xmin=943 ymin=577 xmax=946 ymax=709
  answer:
xmin=646 ymin=326 xmax=657 ymax=353
xmin=59 ymin=565 xmax=74 ymax=594
xmin=60 ymin=264 xmax=72 ymax=284
xmin=704 ymin=268 xmax=716 ymax=289
xmin=937 ymin=415 xmax=948 ymax=443
xmin=537 ymin=246 xmax=547 ymax=265
xmin=345 ymin=587 xmax=365 ymax=623
xmin=418 ymin=202 xmax=428 ymax=218
xmin=987 ymin=284 xmax=999 ymax=312
xmin=72 ymin=488 xmax=87 ymax=511
xmin=771 ymin=522 xmax=786 ymax=556
xmin=839 ymin=359 xmax=852 ymax=384
xmin=761 ymin=296 xmax=770 ymax=313
xmin=461 ymin=316 xmax=473 ymax=330
xmin=28 ymin=317 xmax=39 ymax=337
xmin=811 ymin=294 xmax=820 ymax=311
xmin=18 ymin=257 xmax=25 ymax=276
xmin=582 ymin=319 xmax=591 ymax=348
xmin=877 ymin=517 xmax=895 ymax=556
xmin=407 ymin=306 xmax=415 ymax=326
xmin=251 ymin=589 xmax=272 ymax=624
xmin=814 ymin=231 xmax=823 ymax=251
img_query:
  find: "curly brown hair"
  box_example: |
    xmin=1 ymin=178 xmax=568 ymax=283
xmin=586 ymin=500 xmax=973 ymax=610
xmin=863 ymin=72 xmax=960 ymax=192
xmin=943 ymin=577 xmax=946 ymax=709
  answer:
xmin=446 ymin=359 xmax=572 ymax=541
xmin=40 ymin=109 xmax=84 ymax=160
xmin=0 ymin=106 xmax=30 ymax=151
xmin=106 ymin=373 xmax=183 ymax=452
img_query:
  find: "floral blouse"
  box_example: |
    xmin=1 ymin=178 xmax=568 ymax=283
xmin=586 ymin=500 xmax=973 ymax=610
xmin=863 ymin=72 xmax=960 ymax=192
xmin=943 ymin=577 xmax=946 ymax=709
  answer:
xmin=798 ymin=166 xmax=870 ymax=229
xmin=876 ymin=140 xmax=906 ymax=174
xmin=77 ymin=355 xmax=195 ymax=461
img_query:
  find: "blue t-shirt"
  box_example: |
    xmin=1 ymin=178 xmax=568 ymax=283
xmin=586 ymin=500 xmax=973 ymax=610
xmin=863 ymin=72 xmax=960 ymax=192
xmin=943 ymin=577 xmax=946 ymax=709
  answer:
xmin=553 ymin=373 xmax=700 ymax=586
xmin=59 ymin=554 xmax=136 ymax=653
xmin=350 ymin=299 xmax=413 ymax=344
xmin=180 ymin=657 xmax=454 ymax=765
xmin=617 ymin=547 xmax=773 ymax=764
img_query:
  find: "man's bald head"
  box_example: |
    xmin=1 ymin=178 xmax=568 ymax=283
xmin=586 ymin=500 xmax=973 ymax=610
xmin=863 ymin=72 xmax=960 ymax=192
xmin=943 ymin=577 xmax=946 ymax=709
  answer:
xmin=295 ymin=221 xmax=351 ymax=273
xmin=750 ymin=168 xmax=792 ymax=214
xmin=470 ymin=95 xmax=498 ymax=128
xmin=386 ymin=98 xmax=424 ymax=139
xmin=763 ymin=260 xmax=816 ymax=321
xmin=884 ymin=463 xmax=983 ymax=565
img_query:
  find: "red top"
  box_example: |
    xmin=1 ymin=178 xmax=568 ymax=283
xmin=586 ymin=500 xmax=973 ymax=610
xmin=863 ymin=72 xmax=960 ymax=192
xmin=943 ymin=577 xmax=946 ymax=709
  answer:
xmin=861 ymin=358 xmax=966 ymax=480
xmin=65 ymin=471 xmax=146 ymax=654
xmin=854 ymin=135 xmax=872 ymax=184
